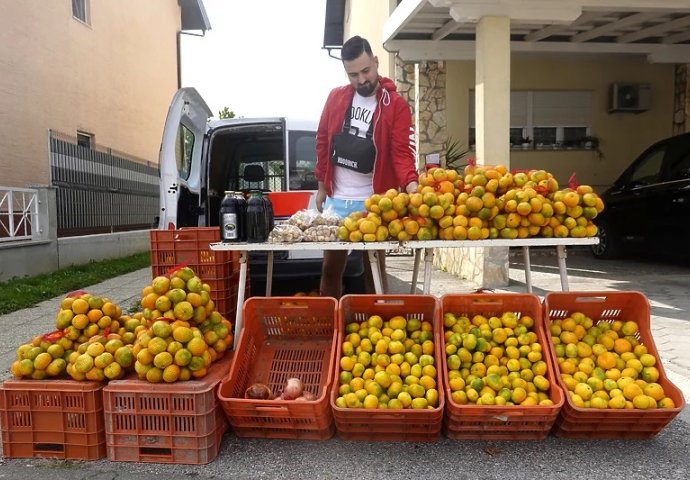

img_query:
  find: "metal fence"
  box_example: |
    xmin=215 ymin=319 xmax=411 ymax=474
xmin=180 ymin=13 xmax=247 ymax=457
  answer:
xmin=0 ymin=186 xmax=39 ymax=242
xmin=49 ymin=130 xmax=160 ymax=237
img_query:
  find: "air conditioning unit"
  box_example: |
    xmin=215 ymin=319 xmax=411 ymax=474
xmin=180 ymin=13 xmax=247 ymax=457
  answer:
xmin=608 ymin=83 xmax=650 ymax=113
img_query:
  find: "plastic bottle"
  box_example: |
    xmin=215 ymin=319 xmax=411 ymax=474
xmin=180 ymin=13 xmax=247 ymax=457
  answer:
xmin=219 ymin=191 xmax=239 ymax=242
xmin=262 ymin=192 xmax=275 ymax=233
xmin=234 ymin=191 xmax=248 ymax=242
xmin=245 ymin=190 xmax=267 ymax=243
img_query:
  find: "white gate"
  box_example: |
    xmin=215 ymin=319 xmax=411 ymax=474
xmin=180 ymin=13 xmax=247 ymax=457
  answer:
xmin=0 ymin=187 xmax=40 ymax=242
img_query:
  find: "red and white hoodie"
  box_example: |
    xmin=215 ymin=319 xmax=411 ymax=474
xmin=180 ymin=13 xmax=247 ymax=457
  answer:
xmin=315 ymin=76 xmax=418 ymax=197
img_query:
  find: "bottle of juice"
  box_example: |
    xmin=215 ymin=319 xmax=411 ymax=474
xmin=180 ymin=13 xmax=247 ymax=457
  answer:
xmin=245 ymin=190 xmax=267 ymax=243
xmin=219 ymin=191 xmax=239 ymax=243
xmin=262 ymin=192 xmax=275 ymax=233
xmin=234 ymin=191 xmax=248 ymax=241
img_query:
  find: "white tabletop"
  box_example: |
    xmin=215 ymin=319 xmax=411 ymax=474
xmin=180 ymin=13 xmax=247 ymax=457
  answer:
xmin=209 ymin=237 xmax=597 ymax=251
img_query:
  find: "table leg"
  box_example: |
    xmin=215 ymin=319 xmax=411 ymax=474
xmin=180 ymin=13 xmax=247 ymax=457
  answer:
xmin=557 ymin=245 xmax=569 ymax=291
xmin=423 ymin=248 xmax=434 ymax=295
xmin=234 ymin=251 xmax=248 ymax=350
xmin=410 ymin=248 xmax=421 ymax=293
xmin=522 ymin=245 xmax=533 ymax=293
xmin=265 ymin=251 xmax=273 ymax=296
xmin=368 ymin=250 xmax=385 ymax=294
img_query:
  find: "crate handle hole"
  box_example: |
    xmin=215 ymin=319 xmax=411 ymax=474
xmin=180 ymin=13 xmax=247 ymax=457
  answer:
xmin=574 ymin=296 xmax=607 ymax=303
xmin=140 ymin=447 xmax=173 ymax=457
xmin=34 ymin=443 xmax=65 ymax=453
xmin=374 ymin=299 xmax=405 ymax=305
xmin=470 ymin=299 xmax=503 ymax=306
xmin=278 ymin=302 xmax=310 ymax=309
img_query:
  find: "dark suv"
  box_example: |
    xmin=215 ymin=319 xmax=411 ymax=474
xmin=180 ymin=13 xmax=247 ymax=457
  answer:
xmin=591 ymin=132 xmax=690 ymax=259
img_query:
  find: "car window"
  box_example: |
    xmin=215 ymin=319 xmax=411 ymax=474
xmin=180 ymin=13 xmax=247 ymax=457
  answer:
xmin=175 ymin=123 xmax=194 ymax=180
xmin=288 ymin=131 xmax=318 ymax=190
xmin=629 ymin=147 xmax=665 ymax=186
xmin=665 ymin=148 xmax=690 ymax=181
xmin=238 ymin=159 xmax=285 ymax=192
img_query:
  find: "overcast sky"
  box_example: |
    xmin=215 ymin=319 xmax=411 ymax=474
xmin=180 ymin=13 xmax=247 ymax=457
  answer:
xmin=180 ymin=0 xmax=347 ymax=120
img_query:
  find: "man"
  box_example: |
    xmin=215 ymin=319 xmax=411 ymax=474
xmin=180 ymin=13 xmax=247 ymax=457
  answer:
xmin=315 ymin=36 xmax=419 ymax=298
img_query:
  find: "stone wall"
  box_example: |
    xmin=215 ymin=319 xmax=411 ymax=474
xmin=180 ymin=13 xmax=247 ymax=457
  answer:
xmin=395 ymin=58 xmax=448 ymax=165
xmin=673 ymin=64 xmax=690 ymax=135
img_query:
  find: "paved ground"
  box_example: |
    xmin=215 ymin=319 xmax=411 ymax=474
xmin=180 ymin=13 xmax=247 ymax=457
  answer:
xmin=0 ymin=247 xmax=688 ymax=479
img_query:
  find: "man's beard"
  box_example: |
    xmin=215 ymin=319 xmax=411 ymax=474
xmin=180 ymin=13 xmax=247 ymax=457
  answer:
xmin=356 ymin=79 xmax=378 ymax=97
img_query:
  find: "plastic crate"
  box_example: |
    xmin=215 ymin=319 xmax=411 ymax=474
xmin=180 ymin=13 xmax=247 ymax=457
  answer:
xmin=0 ymin=379 xmax=105 ymax=460
xmin=268 ymin=191 xmax=312 ymax=217
xmin=218 ymin=297 xmax=337 ymax=439
xmin=149 ymin=228 xmax=245 ymax=320
xmin=331 ymin=295 xmax=444 ymax=442
xmin=543 ymin=291 xmax=686 ymax=439
xmin=440 ymin=293 xmax=564 ymax=441
xmin=150 ymin=227 xmax=239 ymax=276
xmin=102 ymin=352 xmax=233 ymax=464
xmin=149 ymin=227 xmax=240 ymax=317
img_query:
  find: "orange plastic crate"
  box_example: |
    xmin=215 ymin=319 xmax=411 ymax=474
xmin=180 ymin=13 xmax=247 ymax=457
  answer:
xmin=0 ymin=379 xmax=105 ymax=460
xmin=102 ymin=352 xmax=233 ymax=464
xmin=149 ymin=227 xmax=250 ymax=320
xmin=440 ymin=293 xmax=564 ymax=440
xmin=543 ymin=291 xmax=686 ymax=439
xmin=149 ymin=228 xmax=244 ymax=319
xmin=150 ymin=227 xmax=238 ymax=274
xmin=218 ymin=297 xmax=337 ymax=439
xmin=332 ymin=295 xmax=444 ymax=442
xmin=268 ymin=191 xmax=312 ymax=217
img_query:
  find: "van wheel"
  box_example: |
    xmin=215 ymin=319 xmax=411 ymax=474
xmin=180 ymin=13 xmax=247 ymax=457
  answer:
xmin=591 ymin=222 xmax=619 ymax=259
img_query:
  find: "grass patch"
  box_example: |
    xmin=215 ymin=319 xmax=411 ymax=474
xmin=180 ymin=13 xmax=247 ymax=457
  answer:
xmin=0 ymin=252 xmax=150 ymax=315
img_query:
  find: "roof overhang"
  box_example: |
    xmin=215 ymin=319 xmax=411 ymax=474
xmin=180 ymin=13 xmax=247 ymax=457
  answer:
xmin=384 ymin=0 xmax=690 ymax=63
xmin=180 ymin=0 xmax=211 ymax=33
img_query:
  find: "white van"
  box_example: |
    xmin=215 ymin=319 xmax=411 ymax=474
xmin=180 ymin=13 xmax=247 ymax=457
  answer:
xmin=157 ymin=87 xmax=365 ymax=294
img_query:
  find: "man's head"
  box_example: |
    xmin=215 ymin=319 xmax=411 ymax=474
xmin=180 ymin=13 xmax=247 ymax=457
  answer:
xmin=341 ymin=36 xmax=379 ymax=97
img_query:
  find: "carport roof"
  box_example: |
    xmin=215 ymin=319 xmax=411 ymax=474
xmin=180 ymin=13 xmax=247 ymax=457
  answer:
xmin=384 ymin=0 xmax=690 ymax=63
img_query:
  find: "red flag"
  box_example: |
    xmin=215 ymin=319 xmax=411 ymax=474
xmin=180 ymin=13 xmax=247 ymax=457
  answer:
xmin=568 ymin=172 xmax=579 ymax=190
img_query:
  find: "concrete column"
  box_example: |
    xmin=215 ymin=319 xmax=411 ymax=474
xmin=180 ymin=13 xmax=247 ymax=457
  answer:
xmin=31 ymin=185 xmax=57 ymax=242
xmin=475 ymin=16 xmax=511 ymax=167
xmin=452 ymin=16 xmax=510 ymax=288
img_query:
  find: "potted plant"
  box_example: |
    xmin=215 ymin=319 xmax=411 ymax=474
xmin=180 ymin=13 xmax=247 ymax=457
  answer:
xmin=521 ymin=136 xmax=532 ymax=149
xmin=443 ymin=136 xmax=470 ymax=171
xmin=582 ymin=135 xmax=599 ymax=150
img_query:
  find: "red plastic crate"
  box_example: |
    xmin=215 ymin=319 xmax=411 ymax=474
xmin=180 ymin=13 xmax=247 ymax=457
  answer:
xmin=218 ymin=297 xmax=338 ymax=439
xmin=214 ymin=278 xmax=251 ymax=324
xmin=150 ymin=227 xmax=238 ymax=274
xmin=439 ymin=294 xmax=564 ymax=440
xmin=268 ymin=191 xmax=312 ymax=217
xmin=0 ymin=379 xmax=105 ymax=460
xmin=149 ymin=227 xmax=240 ymax=317
xmin=543 ymin=291 xmax=686 ymax=439
xmin=332 ymin=295 xmax=444 ymax=442
xmin=102 ymin=352 xmax=233 ymax=464
xmin=149 ymin=227 xmax=245 ymax=320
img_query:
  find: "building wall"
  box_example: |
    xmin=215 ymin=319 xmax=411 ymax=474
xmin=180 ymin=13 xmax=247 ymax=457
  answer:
xmin=0 ymin=0 xmax=181 ymax=188
xmin=447 ymin=57 xmax=674 ymax=190
xmin=344 ymin=0 xmax=396 ymax=79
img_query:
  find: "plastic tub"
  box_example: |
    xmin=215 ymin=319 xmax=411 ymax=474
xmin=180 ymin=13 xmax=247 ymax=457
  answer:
xmin=268 ymin=191 xmax=312 ymax=217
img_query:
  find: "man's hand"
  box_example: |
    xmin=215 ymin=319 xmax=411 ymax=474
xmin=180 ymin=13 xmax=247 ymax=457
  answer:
xmin=315 ymin=187 xmax=327 ymax=213
xmin=405 ymin=181 xmax=419 ymax=194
